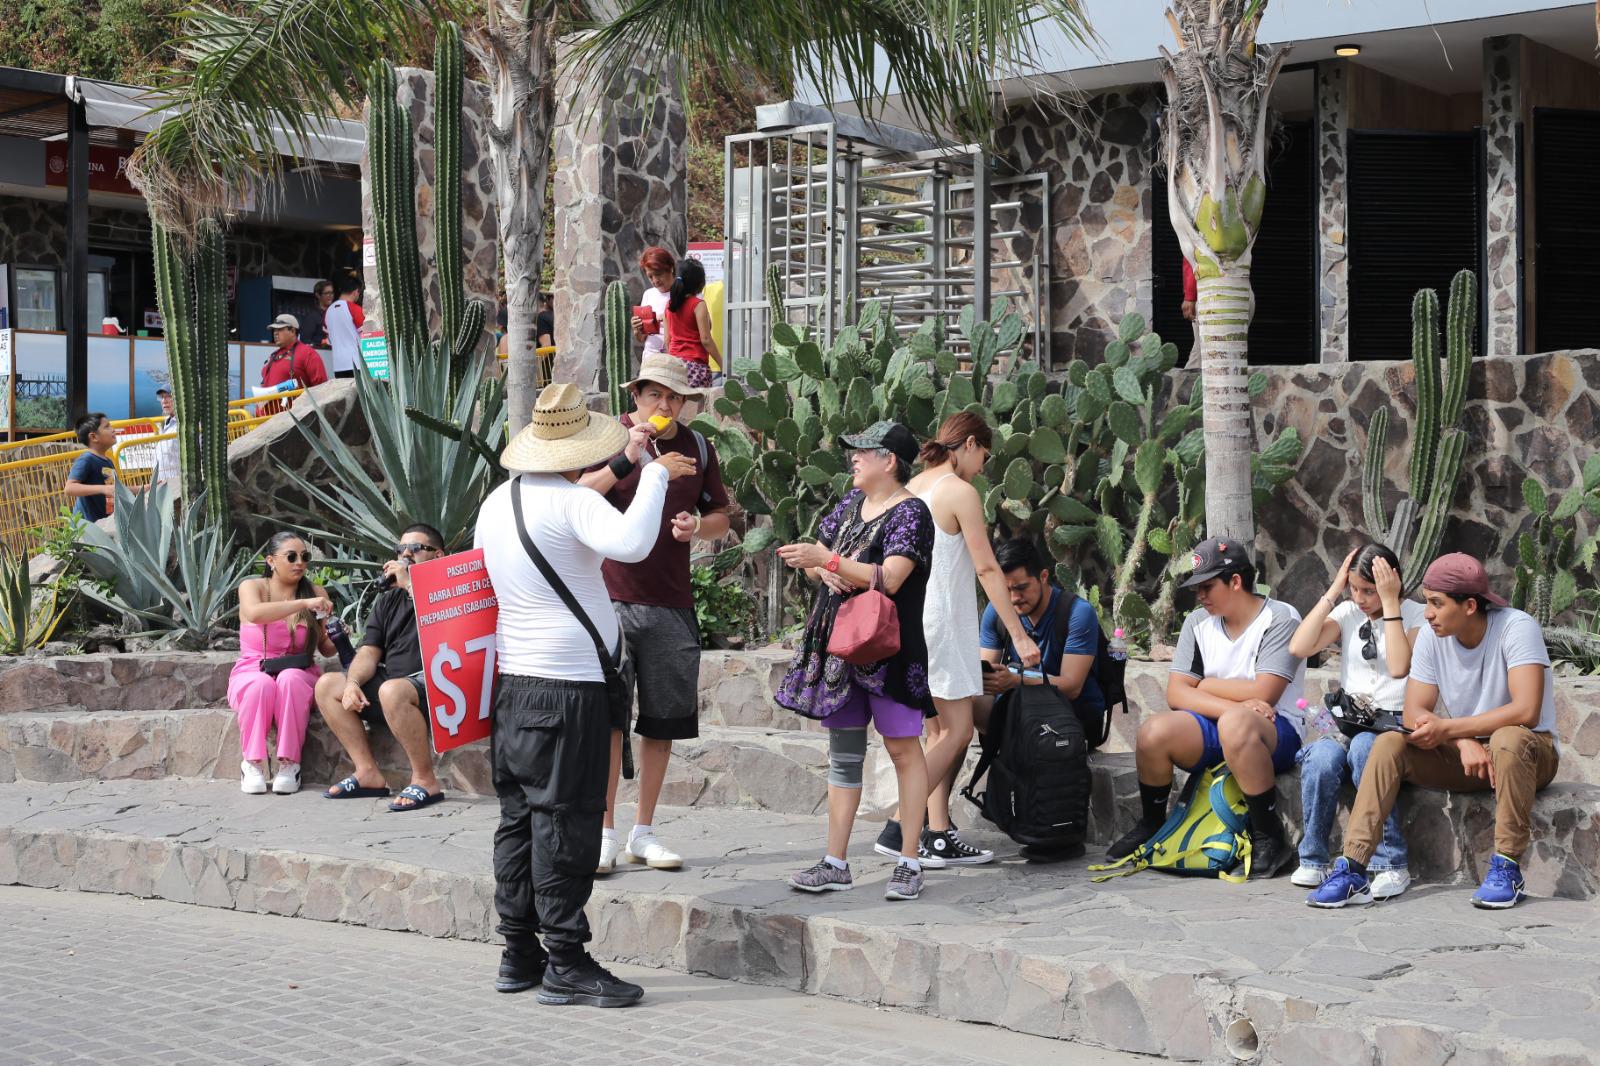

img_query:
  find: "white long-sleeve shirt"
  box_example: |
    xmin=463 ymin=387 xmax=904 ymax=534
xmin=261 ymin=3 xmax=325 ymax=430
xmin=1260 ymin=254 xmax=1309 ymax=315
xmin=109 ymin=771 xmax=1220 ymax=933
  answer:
xmin=474 ymin=464 xmax=668 ymax=680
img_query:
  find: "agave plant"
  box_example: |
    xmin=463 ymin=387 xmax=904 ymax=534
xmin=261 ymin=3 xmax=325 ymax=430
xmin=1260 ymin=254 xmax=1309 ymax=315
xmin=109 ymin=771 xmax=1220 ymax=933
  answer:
xmin=273 ymin=341 xmax=507 ymax=557
xmin=75 ymin=483 xmax=255 ymax=648
xmin=0 ymin=546 xmax=70 ymax=656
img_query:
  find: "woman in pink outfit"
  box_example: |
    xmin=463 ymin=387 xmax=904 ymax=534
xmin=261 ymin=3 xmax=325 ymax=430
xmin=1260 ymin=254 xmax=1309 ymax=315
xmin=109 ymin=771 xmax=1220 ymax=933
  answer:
xmin=230 ymin=532 xmax=334 ymax=795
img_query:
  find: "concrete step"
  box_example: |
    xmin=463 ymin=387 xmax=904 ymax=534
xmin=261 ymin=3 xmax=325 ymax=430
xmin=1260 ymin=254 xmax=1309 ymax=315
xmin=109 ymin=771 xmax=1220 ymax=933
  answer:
xmin=2 ymin=778 xmax=1597 ymax=1066
xmin=0 ymin=652 xmax=236 ymax=715
xmin=7 ymin=704 xmax=1597 ymax=900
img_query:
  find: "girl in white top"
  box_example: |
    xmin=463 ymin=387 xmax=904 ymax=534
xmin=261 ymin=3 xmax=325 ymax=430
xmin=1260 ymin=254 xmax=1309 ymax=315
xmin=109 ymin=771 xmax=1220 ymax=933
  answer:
xmin=890 ymin=412 xmax=1039 ymax=866
xmin=631 ymin=246 xmax=675 ymax=357
xmin=1287 ymin=543 xmax=1427 ymax=897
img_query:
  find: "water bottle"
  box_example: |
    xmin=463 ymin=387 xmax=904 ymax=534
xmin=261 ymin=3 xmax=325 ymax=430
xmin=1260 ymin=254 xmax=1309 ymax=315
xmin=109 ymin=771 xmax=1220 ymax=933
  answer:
xmin=1108 ymin=627 xmax=1128 ymax=662
xmin=323 ymin=614 xmax=357 ymax=669
xmin=1301 ymin=697 xmax=1335 ymax=738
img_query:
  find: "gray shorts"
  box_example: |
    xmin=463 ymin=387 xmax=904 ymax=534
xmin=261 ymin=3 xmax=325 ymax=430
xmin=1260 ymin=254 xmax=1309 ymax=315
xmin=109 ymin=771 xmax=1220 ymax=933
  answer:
xmin=615 ymin=601 xmax=701 ymax=740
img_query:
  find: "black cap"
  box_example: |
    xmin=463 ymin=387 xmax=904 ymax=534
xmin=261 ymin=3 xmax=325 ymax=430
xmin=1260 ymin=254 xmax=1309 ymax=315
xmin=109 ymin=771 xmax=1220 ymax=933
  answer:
xmin=1180 ymin=536 xmax=1253 ymax=588
xmin=840 ymin=421 xmax=919 ymax=465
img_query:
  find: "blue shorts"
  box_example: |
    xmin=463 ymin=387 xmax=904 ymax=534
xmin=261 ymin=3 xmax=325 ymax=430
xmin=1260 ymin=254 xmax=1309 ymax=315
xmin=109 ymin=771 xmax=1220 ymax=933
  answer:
xmin=1182 ymin=710 xmax=1301 ymax=774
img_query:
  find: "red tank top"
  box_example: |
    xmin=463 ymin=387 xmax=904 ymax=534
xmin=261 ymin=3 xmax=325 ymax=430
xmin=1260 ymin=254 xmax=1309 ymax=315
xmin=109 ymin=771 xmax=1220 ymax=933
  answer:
xmin=665 ymin=295 xmax=708 ymax=362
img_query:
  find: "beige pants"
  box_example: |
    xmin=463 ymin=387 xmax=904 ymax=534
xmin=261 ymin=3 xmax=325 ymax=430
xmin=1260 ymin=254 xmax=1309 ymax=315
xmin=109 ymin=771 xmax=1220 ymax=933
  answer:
xmin=1345 ymin=726 xmax=1559 ymax=864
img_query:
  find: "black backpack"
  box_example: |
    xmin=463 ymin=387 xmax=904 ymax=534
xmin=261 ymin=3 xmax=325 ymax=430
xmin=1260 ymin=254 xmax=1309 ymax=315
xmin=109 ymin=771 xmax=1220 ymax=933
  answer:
xmin=961 ymin=675 xmax=1090 ymax=849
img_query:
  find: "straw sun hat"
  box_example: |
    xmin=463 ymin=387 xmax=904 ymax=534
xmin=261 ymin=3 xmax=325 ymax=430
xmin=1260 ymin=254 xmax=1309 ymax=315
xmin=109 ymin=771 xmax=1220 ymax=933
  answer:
xmin=500 ymin=382 xmax=629 ymax=474
xmin=623 ymin=352 xmax=706 ymax=397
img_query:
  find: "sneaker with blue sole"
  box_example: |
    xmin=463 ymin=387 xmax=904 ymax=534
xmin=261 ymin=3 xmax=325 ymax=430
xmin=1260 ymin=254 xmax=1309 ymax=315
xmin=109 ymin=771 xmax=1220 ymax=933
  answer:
xmin=1306 ymin=857 xmax=1373 ymax=909
xmin=1471 ymin=854 xmax=1526 ymax=909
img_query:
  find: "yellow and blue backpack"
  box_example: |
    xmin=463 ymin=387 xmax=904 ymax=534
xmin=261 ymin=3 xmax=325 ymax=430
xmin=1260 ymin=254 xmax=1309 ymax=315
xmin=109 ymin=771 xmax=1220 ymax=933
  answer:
xmin=1088 ymin=763 xmax=1255 ymax=884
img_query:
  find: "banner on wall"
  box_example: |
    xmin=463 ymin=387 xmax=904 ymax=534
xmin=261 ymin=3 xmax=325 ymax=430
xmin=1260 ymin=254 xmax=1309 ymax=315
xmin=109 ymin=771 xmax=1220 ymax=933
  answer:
xmin=359 ymin=332 xmax=390 ymax=380
xmin=686 ymin=242 xmax=725 ymax=284
xmin=411 ymin=550 xmax=500 ymax=754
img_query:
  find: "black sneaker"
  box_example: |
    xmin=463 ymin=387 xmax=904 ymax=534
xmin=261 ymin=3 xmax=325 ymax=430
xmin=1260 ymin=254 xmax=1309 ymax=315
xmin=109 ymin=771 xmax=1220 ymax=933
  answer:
xmin=537 ymin=955 xmax=644 ymax=1008
xmin=495 ymin=944 xmax=548 ymax=993
xmin=1020 ymin=841 xmax=1087 ymax=864
xmin=1247 ymin=832 xmax=1296 ymax=881
xmin=921 ymin=828 xmax=994 ymax=866
xmin=1106 ymin=820 xmax=1160 ymax=862
xmin=873 ymin=819 xmax=903 ymax=860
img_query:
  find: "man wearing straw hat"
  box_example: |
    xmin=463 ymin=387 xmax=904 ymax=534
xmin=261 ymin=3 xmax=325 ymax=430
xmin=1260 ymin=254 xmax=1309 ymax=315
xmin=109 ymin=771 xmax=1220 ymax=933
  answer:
xmin=476 ymin=382 xmax=694 ymax=1008
xmin=580 ymin=352 xmax=731 ymax=874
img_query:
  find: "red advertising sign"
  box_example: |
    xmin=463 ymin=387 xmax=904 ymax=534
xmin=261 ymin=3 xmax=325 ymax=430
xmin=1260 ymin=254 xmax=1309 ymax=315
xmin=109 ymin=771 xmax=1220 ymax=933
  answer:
xmin=410 ymin=549 xmax=499 ymax=753
xmin=44 ymin=143 xmax=140 ymax=197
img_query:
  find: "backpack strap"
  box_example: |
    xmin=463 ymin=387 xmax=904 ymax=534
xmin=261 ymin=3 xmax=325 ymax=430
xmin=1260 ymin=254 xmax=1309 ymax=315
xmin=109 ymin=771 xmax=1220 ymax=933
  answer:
xmin=692 ymin=429 xmax=713 ymax=508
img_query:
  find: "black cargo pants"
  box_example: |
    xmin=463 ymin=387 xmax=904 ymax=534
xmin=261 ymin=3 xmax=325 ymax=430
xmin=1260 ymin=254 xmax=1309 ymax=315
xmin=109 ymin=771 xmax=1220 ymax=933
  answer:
xmin=490 ymin=674 xmax=611 ymax=964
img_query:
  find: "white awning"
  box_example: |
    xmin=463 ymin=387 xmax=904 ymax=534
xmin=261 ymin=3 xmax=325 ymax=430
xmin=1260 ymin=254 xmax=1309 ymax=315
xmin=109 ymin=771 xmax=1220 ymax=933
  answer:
xmin=72 ymin=77 xmax=365 ymax=166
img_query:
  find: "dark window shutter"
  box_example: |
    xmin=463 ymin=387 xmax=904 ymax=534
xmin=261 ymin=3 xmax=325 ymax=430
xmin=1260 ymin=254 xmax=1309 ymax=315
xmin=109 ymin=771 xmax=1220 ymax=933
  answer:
xmin=1533 ymin=108 xmax=1600 ymax=351
xmin=1348 ymin=130 xmax=1483 ymax=359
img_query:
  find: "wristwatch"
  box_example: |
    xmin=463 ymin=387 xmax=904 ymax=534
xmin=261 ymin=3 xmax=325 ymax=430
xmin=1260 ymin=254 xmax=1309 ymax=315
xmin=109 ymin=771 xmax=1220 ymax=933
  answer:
xmin=825 ymin=553 xmax=841 ymax=573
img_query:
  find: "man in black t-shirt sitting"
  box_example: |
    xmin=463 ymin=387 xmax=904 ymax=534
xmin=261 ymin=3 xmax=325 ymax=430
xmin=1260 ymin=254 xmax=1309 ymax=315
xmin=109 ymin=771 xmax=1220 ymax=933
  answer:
xmin=315 ymin=524 xmax=447 ymax=811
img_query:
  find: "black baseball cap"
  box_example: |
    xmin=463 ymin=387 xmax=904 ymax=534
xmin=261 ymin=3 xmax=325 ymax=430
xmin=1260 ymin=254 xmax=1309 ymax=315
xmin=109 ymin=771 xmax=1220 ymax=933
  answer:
xmin=840 ymin=421 xmax=919 ymax=466
xmin=1181 ymin=536 xmax=1253 ymax=588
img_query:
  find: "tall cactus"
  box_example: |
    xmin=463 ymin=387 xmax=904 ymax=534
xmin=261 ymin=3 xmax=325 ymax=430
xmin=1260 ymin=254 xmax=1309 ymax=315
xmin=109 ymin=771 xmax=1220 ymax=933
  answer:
xmin=766 ymin=262 xmax=786 ymax=325
xmin=152 ymin=218 xmax=230 ymax=526
xmin=1361 ymin=269 xmax=1477 ymax=596
xmin=604 ymin=280 xmax=631 ymax=415
xmin=367 ymin=59 xmax=427 ymax=361
xmin=434 ymin=21 xmax=466 ymax=380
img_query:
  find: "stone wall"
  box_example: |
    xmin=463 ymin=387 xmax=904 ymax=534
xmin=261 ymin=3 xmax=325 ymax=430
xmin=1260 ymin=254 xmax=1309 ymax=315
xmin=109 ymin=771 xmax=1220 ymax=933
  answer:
xmin=1315 ymin=61 xmax=1351 ymax=363
xmin=551 ymin=52 xmax=687 ymax=392
xmin=1230 ymin=349 xmax=1600 ymax=606
xmin=1482 ymin=36 xmax=1524 ymax=358
xmin=226 ymin=378 xmax=379 ymax=551
xmin=0 ymin=196 xmax=350 ymax=289
xmin=993 ymin=88 xmax=1159 ymax=365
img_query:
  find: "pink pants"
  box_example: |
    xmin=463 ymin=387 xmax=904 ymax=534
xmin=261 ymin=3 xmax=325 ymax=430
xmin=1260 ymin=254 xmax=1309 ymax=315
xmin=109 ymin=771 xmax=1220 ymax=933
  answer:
xmin=228 ymin=668 xmax=317 ymax=762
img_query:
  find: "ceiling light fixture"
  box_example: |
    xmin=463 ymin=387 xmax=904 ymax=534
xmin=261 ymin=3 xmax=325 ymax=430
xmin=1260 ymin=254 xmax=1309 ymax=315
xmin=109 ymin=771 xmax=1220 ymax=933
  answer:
xmin=1334 ymin=43 xmax=1362 ymax=57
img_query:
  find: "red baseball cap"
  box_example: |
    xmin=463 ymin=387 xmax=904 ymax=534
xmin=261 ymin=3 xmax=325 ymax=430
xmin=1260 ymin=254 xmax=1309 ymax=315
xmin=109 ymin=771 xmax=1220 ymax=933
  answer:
xmin=1421 ymin=553 xmax=1508 ymax=607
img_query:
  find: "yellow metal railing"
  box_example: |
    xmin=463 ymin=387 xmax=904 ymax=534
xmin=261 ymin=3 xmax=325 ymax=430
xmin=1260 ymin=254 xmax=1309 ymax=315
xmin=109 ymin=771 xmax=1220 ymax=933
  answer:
xmin=0 ymin=389 xmax=304 ymax=555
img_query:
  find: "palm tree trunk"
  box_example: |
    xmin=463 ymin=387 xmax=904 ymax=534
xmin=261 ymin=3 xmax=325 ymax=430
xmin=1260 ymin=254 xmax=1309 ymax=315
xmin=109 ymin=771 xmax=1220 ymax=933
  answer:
xmin=1196 ymin=266 xmax=1255 ymax=541
xmin=471 ymin=2 xmax=556 ymax=436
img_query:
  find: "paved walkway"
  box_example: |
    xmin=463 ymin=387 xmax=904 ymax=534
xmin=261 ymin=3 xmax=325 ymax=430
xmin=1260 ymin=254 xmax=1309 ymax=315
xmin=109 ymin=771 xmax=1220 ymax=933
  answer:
xmin=0 ymin=887 xmax=1135 ymax=1066
xmin=3 ymin=780 xmax=1599 ymax=1064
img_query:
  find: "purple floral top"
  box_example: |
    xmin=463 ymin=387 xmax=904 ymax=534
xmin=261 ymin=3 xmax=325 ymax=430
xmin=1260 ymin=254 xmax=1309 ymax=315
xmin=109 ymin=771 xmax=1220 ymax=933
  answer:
xmin=775 ymin=490 xmax=936 ymax=721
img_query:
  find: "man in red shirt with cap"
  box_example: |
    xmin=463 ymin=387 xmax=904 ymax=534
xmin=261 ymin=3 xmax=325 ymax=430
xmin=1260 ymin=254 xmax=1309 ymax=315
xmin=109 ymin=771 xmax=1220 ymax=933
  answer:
xmin=259 ymin=314 xmax=328 ymax=413
xmin=1308 ymin=552 xmax=1560 ymax=911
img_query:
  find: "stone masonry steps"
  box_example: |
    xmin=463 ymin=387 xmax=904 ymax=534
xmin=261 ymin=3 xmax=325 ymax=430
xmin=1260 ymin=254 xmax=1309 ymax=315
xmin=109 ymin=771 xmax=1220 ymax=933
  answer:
xmin=2 ymin=778 xmax=1597 ymax=1066
xmin=6 ymin=703 xmax=1597 ymax=900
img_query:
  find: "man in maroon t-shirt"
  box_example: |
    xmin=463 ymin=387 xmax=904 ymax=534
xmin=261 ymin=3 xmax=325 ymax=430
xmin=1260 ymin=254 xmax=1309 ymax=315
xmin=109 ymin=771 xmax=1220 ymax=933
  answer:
xmin=580 ymin=353 xmax=731 ymax=873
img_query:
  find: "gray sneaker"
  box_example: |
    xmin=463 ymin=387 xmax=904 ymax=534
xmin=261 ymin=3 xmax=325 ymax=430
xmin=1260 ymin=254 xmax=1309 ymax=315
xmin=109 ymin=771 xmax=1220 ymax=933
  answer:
xmin=790 ymin=859 xmax=853 ymax=893
xmin=884 ymin=862 xmax=923 ymax=901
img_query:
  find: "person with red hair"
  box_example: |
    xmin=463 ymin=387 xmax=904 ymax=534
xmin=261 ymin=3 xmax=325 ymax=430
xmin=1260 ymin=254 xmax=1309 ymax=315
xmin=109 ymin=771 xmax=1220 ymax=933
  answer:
xmin=633 ymin=247 xmax=676 ymax=358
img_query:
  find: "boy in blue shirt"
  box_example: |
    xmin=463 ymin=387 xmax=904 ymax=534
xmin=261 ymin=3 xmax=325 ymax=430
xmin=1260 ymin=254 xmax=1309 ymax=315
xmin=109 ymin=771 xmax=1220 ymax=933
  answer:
xmin=64 ymin=412 xmax=116 ymax=523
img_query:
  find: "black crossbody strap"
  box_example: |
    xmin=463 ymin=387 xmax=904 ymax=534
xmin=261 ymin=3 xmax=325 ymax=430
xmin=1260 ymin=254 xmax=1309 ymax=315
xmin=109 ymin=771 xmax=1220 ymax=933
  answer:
xmin=509 ymin=476 xmax=615 ymax=673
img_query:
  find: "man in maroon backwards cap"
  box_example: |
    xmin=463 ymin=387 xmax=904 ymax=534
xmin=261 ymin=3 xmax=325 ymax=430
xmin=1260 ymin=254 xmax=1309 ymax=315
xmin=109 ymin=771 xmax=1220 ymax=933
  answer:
xmin=1308 ymin=552 xmax=1559 ymax=911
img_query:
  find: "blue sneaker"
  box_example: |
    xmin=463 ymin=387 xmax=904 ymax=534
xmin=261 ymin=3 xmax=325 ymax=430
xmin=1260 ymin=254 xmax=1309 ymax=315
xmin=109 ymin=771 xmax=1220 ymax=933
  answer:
xmin=1306 ymin=858 xmax=1373 ymax=909
xmin=1471 ymin=854 xmax=1526 ymax=909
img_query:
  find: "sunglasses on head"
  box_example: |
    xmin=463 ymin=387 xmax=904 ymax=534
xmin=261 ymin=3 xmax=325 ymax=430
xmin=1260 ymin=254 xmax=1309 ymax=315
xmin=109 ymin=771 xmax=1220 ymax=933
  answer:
xmin=279 ymin=550 xmax=312 ymax=564
xmin=396 ymin=542 xmax=436 ymax=556
xmin=1358 ymin=620 xmax=1378 ymax=661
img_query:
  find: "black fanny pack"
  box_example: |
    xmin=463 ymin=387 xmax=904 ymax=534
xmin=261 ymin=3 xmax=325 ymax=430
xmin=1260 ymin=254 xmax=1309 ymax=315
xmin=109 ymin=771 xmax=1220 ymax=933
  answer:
xmin=1326 ymin=689 xmax=1410 ymax=737
xmin=261 ymin=650 xmax=314 ymax=676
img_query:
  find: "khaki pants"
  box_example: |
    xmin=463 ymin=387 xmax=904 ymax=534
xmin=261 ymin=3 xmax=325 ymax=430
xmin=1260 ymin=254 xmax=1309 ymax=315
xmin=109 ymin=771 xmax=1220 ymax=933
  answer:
xmin=1345 ymin=726 xmax=1559 ymax=864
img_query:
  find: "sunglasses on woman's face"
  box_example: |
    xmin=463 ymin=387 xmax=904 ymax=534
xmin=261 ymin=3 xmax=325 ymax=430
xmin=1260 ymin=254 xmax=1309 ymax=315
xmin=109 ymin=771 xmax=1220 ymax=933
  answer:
xmin=1358 ymin=620 xmax=1378 ymax=661
xmin=278 ymin=550 xmax=312 ymax=565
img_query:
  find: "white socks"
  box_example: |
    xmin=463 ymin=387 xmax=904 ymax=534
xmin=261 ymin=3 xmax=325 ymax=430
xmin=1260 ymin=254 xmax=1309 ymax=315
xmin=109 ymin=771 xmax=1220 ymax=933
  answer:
xmin=897 ymin=856 xmax=921 ymax=873
xmin=824 ymin=855 xmax=848 ymax=870
xmin=602 ymin=827 xmax=619 ymax=840
xmin=629 ymin=824 xmax=653 ymax=843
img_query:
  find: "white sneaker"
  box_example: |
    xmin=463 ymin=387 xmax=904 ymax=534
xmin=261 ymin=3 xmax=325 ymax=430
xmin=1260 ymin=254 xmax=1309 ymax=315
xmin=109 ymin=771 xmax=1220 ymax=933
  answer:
xmin=596 ymin=834 xmax=622 ymax=875
xmin=240 ymin=760 xmax=268 ymax=795
xmin=1371 ymin=869 xmax=1411 ymax=900
xmin=1291 ymin=863 xmax=1329 ymax=888
xmin=624 ymin=833 xmax=683 ymax=870
xmin=270 ymin=761 xmax=301 ymax=795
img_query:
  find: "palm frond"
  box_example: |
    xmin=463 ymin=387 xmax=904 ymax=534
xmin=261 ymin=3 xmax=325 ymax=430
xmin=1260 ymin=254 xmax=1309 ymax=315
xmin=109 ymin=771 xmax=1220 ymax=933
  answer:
xmin=128 ymin=0 xmax=467 ymax=236
xmin=569 ymin=0 xmax=1097 ymax=146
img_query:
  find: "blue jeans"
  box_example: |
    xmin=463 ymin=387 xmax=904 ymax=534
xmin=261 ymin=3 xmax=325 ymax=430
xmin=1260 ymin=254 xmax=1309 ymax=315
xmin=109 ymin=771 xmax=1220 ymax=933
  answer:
xmin=1297 ymin=733 xmax=1408 ymax=871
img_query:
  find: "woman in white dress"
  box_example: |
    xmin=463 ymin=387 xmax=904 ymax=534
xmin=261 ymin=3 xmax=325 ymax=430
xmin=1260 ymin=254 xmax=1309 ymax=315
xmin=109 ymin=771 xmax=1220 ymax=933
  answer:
xmin=878 ymin=412 xmax=1041 ymax=866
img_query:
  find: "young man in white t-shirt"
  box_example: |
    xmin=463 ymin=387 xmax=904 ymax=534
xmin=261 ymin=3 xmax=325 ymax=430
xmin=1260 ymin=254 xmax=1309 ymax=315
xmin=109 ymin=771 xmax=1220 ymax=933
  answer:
xmin=1288 ymin=544 xmax=1426 ymax=899
xmin=1310 ymin=553 xmax=1560 ymax=911
xmin=1106 ymin=538 xmax=1307 ymax=879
